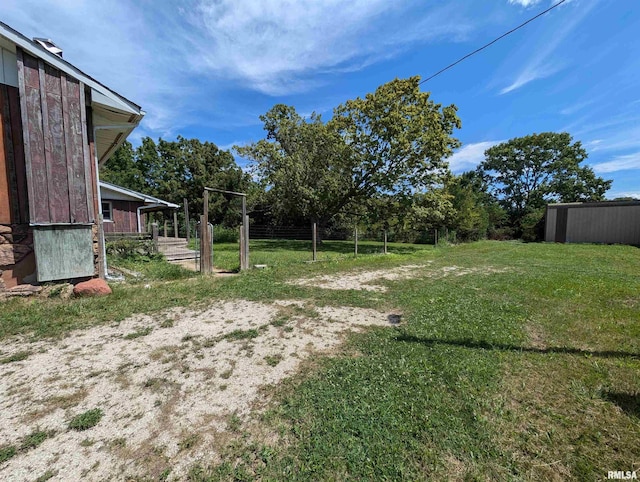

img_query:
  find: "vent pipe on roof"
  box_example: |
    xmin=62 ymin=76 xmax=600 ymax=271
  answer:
xmin=33 ymin=37 xmax=63 ymax=57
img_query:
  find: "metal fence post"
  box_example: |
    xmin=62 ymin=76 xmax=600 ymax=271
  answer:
xmin=384 ymin=230 xmax=388 ymax=255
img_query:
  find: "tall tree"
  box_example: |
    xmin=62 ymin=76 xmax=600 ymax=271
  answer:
xmin=236 ymin=105 xmax=350 ymax=226
xmin=101 ymin=137 xmax=249 ymax=227
xmin=478 ymin=132 xmax=611 ymax=235
xmin=445 ymin=172 xmax=506 ymax=241
xmin=100 ymin=141 xmax=148 ymax=192
xmin=237 ymin=76 xmax=461 ymax=227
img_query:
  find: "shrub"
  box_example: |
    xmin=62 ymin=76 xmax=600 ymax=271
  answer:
xmin=520 ymin=209 xmax=546 ymax=242
xmin=105 ymin=239 xmax=161 ymax=261
xmin=213 ymin=225 xmax=239 ymax=243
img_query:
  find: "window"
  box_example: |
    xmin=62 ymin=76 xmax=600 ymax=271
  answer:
xmin=101 ymin=201 xmax=113 ymax=221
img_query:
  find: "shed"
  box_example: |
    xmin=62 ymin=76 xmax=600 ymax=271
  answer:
xmin=0 ymin=22 xmax=144 ymax=289
xmin=545 ymin=201 xmax=640 ymax=245
xmin=99 ymin=181 xmax=179 ymax=234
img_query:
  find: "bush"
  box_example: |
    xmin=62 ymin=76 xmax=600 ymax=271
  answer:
xmin=520 ymin=209 xmax=546 ymax=242
xmin=106 ymin=239 xmax=161 ymax=261
xmin=213 ymin=225 xmax=239 ymax=243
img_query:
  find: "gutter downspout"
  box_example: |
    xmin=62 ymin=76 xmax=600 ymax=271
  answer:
xmin=92 ymin=126 xmax=108 ymax=279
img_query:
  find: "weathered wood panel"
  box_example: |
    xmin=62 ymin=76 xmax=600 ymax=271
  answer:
xmin=62 ymin=77 xmax=89 ymax=223
xmin=33 ymin=225 xmax=94 ymax=281
xmin=43 ymin=63 xmax=70 ymax=223
xmin=8 ymin=86 xmax=28 ymax=222
xmin=0 ymin=85 xmax=11 ymax=223
xmin=20 ymin=52 xmax=50 ymax=223
xmin=1 ymin=84 xmax=29 ymax=224
xmin=16 ymin=49 xmax=93 ymax=225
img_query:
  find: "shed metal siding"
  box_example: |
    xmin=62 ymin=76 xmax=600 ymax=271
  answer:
xmin=566 ymin=205 xmax=640 ymax=244
xmin=545 ymin=207 xmax=557 ymax=242
xmin=16 ymin=49 xmax=93 ymax=225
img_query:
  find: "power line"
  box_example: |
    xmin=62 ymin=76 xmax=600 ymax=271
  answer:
xmin=419 ymin=0 xmax=567 ymax=85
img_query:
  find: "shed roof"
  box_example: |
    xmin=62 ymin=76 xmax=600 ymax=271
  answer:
xmin=548 ymin=200 xmax=640 ymax=209
xmin=99 ymin=181 xmax=179 ymax=209
xmin=0 ymin=21 xmax=145 ymax=166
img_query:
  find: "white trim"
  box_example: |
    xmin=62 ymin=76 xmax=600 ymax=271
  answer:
xmin=0 ymin=47 xmax=18 ymax=87
xmin=99 ymin=181 xmax=179 ymax=209
xmin=101 ymin=200 xmax=113 ymax=221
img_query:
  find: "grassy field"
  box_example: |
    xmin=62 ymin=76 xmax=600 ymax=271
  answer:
xmin=1 ymin=240 xmax=638 ymax=480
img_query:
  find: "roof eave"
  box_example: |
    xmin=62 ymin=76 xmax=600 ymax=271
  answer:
xmin=0 ymin=21 xmax=143 ymax=117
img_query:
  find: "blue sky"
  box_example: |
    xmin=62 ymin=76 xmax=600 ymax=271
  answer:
xmin=3 ymin=0 xmax=639 ymax=198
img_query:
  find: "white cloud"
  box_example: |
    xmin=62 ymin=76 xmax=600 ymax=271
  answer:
xmin=606 ymin=191 xmax=640 ymax=200
xmin=592 ymin=152 xmax=640 ymax=173
xmin=186 ymin=0 xmax=473 ymax=95
xmin=448 ymin=140 xmax=505 ymax=173
xmin=507 ymin=0 xmax=543 ymax=6
xmin=499 ymin=0 xmax=595 ymax=95
xmin=1 ymin=0 xmax=477 ymax=136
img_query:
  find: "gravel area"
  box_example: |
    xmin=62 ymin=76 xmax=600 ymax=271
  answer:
xmin=0 ymin=299 xmax=399 ymax=480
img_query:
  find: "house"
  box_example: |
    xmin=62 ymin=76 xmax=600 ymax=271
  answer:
xmin=545 ymin=201 xmax=640 ymax=245
xmin=0 ymin=22 xmax=144 ymax=290
xmin=99 ymin=181 xmax=179 ymax=234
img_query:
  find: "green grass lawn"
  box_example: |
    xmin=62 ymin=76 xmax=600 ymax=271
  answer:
xmin=1 ymin=240 xmax=638 ymax=480
xmin=209 ymin=238 xmax=426 ymax=271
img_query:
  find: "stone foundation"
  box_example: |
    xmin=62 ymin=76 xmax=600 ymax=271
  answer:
xmin=0 ymin=223 xmax=35 ymax=290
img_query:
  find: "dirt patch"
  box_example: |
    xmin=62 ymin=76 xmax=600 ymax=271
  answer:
xmin=0 ymin=300 xmax=397 ymax=480
xmin=291 ymin=263 xmax=508 ymax=291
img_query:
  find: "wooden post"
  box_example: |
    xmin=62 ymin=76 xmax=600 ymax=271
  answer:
xmin=200 ymin=215 xmax=212 ymax=273
xmin=240 ymin=196 xmax=249 ymax=271
xmin=163 ymin=219 xmax=168 ymax=238
xmin=201 ymin=189 xmax=212 ymax=274
xmin=173 ymin=210 xmax=178 ymax=238
xmin=183 ymin=198 xmax=190 ymax=241
xmin=244 ymin=214 xmax=250 ymax=270
xmin=239 ymin=225 xmax=246 ymax=270
xmin=354 ymin=225 xmax=358 ymax=257
xmin=151 ymin=222 xmax=159 ymax=253
xmin=383 ymin=230 xmax=388 ymax=255
xmin=434 ymin=228 xmax=438 ymax=246
xmin=312 ymin=222 xmax=317 ymax=262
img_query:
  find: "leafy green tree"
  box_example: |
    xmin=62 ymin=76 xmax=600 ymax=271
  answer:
xmin=100 ymin=141 xmax=148 ymax=192
xmin=478 ymin=132 xmax=611 ymax=237
xmin=237 ymin=76 xmax=461 ymax=229
xmin=101 ymin=137 xmax=250 ymax=228
xmin=445 ymin=172 xmax=506 ymax=241
xmin=236 ymin=105 xmax=350 ymax=227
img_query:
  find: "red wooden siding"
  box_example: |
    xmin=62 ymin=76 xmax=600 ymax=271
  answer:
xmin=16 ymin=49 xmax=93 ymax=225
xmin=102 ymin=200 xmax=143 ymax=233
xmin=0 ymin=84 xmax=28 ymax=224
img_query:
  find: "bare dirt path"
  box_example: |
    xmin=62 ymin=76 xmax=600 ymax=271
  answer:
xmin=0 ymin=299 xmax=399 ymax=480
